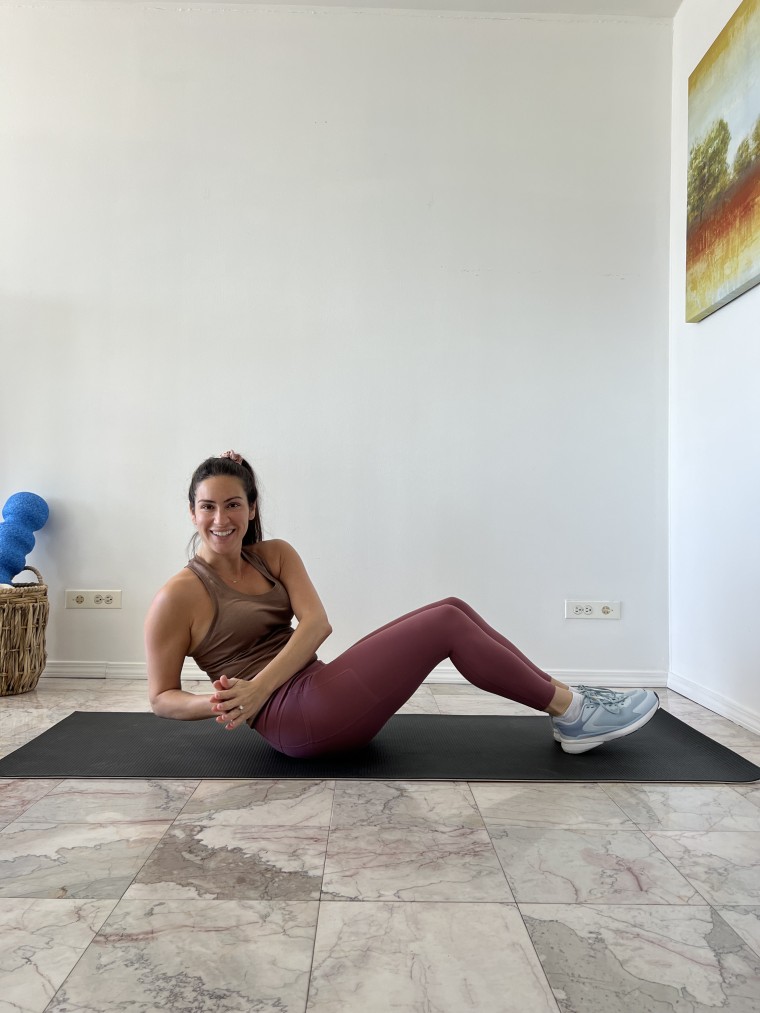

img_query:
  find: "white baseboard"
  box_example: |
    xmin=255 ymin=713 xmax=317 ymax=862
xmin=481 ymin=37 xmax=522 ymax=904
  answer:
xmin=40 ymin=661 xmax=670 ymax=687
xmin=426 ymin=666 xmax=668 ymax=687
xmin=105 ymin=663 xmax=150 ymax=680
xmin=36 ymin=663 xmax=756 ymax=735
xmin=40 ymin=661 xmax=108 ymax=679
xmin=41 ymin=660 xmax=210 ymax=681
xmin=42 ymin=662 xmax=149 ymax=680
xmin=668 ymin=670 xmax=760 ymax=735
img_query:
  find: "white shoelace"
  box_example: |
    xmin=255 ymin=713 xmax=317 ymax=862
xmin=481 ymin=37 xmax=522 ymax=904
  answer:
xmin=574 ymin=685 xmax=627 ymax=713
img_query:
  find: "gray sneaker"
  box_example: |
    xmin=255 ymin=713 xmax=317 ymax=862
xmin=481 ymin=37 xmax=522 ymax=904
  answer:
xmin=552 ymin=687 xmax=659 ymax=754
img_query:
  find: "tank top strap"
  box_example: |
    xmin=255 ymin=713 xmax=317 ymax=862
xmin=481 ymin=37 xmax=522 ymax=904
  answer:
xmin=186 ymin=549 xmax=278 ymax=597
xmin=241 ymin=546 xmax=279 ymax=585
xmin=185 ymin=555 xmax=229 ymax=599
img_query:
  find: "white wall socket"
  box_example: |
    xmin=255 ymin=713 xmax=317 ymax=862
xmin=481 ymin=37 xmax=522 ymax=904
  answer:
xmin=564 ymin=600 xmax=621 ymax=620
xmin=65 ymin=590 xmax=122 ymax=609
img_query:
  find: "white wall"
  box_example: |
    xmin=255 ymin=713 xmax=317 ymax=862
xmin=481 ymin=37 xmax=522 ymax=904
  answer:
xmin=0 ymin=2 xmax=672 ymax=685
xmin=669 ymin=0 xmax=760 ymax=729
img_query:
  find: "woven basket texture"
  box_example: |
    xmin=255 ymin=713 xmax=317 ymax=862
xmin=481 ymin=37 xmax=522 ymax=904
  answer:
xmin=0 ymin=567 xmax=49 ymax=696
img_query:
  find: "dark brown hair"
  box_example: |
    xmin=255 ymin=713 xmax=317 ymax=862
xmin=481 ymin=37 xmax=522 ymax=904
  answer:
xmin=188 ymin=456 xmax=262 ymax=553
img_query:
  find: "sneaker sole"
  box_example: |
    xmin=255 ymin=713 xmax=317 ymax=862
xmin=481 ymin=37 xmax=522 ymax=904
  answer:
xmin=556 ymin=695 xmax=660 ymax=755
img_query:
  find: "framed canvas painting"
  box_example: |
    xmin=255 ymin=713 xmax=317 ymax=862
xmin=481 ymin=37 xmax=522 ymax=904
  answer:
xmin=687 ymin=0 xmax=760 ymax=322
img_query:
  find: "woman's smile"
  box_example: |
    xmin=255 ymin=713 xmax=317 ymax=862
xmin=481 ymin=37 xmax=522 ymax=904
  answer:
xmin=191 ymin=476 xmax=256 ymax=554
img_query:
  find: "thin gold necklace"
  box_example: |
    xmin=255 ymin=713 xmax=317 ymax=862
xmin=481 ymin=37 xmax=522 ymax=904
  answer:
xmin=202 ymin=554 xmax=244 ymax=583
xmin=230 ymin=559 xmax=247 ymax=583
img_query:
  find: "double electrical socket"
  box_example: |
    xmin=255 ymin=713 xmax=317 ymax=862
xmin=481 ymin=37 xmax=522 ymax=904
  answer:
xmin=564 ymin=600 xmax=621 ymax=620
xmin=65 ymin=589 xmax=122 ymax=609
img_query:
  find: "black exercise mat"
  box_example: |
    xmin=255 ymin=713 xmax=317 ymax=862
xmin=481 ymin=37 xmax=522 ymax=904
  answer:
xmin=0 ymin=710 xmax=757 ymax=781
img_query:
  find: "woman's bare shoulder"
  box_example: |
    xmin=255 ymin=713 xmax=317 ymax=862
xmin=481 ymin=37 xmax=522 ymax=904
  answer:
xmin=246 ymin=538 xmax=299 ymax=575
xmin=151 ymin=566 xmax=206 ymax=611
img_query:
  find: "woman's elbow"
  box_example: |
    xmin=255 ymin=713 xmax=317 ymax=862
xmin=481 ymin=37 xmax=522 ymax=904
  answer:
xmin=301 ymin=608 xmax=331 ymax=638
xmin=314 ymin=616 xmax=332 ymax=643
xmin=149 ymin=690 xmax=174 ymax=718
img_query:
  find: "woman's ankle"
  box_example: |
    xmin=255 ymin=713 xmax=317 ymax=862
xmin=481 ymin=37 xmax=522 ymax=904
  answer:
xmin=546 ymin=686 xmax=574 ymax=717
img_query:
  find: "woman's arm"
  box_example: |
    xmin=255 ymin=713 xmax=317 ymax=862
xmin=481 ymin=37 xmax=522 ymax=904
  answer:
xmin=145 ymin=581 xmax=216 ymax=720
xmin=210 ymin=540 xmax=332 ymax=729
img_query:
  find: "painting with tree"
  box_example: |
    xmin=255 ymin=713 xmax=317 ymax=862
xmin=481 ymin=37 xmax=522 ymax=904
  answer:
xmin=687 ymin=0 xmax=760 ymax=322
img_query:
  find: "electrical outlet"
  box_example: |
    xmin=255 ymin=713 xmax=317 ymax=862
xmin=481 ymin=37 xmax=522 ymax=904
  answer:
xmin=564 ymin=600 xmax=621 ymax=620
xmin=65 ymin=590 xmax=122 ymax=609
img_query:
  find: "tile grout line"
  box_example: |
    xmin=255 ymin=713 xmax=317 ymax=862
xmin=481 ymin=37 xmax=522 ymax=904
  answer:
xmin=306 ymin=778 xmax=338 ymax=1012
xmin=467 ymin=777 xmax=564 ymax=1011
xmin=42 ymin=896 xmax=122 ymax=1011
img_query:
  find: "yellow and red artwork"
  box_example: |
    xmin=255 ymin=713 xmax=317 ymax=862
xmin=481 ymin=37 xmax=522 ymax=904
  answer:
xmin=687 ymin=0 xmax=760 ymax=322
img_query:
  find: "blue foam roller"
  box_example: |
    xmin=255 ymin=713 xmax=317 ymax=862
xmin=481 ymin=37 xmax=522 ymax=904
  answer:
xmin=0 ymin=492 xmax=49 ymax=583
xmin=2 ymin=493 xmax=49 ymax=530
xmin=0 ymin=525 xmax=35 ymax=583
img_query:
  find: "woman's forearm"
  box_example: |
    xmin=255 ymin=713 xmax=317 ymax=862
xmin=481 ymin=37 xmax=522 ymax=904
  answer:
xmin=151 ymin=688 xmax=215 ymax=721
xmin=206 ymin=618 xmax=332 ymax=729
xmin=251 ymin=618 xmax=332 ymax=700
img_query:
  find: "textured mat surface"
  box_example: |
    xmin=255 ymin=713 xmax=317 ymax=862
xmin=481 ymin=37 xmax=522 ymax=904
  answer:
xmin=0 ymin=710 xmax=758 ymax=781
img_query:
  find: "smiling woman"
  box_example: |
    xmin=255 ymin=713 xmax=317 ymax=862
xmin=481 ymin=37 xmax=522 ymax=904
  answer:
xmin=188 ymin=452 xmax=262 ymax=557
xmin=144 ymin=451 xmax=660 ymax=759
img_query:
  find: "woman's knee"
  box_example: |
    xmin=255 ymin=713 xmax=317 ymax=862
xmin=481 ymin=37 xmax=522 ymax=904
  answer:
xmin=439 ymin=596 xmax=471 ymax=614
xmin=422 ymin=601 xmax=469 ymax=630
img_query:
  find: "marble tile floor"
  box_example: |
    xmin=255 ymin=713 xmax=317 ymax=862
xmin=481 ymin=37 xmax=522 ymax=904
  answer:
xmin=0 ymin=680 xmax=759 ymax=1013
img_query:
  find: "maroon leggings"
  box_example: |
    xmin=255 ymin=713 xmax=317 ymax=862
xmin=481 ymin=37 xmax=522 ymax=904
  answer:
xmin=252 ymin=597 xmax=557 ymax=758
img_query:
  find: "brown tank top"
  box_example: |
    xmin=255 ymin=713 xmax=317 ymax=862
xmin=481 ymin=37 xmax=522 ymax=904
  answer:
xmin=185 ymin=547 xmax=315 ymax=682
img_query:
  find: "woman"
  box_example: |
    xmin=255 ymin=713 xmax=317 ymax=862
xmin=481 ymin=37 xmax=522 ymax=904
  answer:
xmin=145 ymin=451 xmax=659 ymax=758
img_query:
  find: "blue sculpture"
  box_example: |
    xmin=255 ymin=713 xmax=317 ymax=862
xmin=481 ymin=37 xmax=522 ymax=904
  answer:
xmin=0 ymin=492 xmax=50 ymax=584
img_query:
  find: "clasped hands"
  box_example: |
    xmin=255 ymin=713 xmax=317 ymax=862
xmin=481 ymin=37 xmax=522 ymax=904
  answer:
xmin=211 ymin=673 xmax=264 ymax=730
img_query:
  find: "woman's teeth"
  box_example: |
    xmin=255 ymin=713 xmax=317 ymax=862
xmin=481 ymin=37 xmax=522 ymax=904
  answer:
xmin=212 ymin=530 xmax=234 ymax=538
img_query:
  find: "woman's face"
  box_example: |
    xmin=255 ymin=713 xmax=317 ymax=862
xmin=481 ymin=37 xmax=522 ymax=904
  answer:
xmin=191 ymin=476 xmax=255 ymax=556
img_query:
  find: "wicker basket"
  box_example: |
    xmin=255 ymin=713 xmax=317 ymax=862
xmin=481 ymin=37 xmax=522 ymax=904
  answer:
xmin=0 ymin=567 xmax=50 ymax=696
